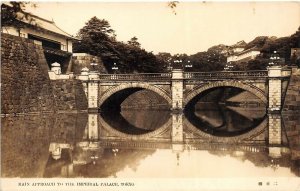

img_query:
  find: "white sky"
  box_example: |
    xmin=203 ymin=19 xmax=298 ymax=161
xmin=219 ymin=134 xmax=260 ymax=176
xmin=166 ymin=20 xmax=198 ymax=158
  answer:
xmin=26 ymin=2 xmax=300 ymax=55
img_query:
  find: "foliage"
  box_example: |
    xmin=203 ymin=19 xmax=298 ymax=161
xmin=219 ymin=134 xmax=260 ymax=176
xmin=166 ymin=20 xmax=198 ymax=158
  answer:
xmin=1 ymin=2 xmax=36 ymax=28
xmin=127 ymin=36 xmax=141 ymax=48
xmin=73 ymin=17 xmax=164 ymax=73
xmin=188 ymin=48 xmax=226 ymax=72
xmin=232 ymin=55 xmax=269 ymax=71
xmin=156 ymin=52 xmax=172 ymax=70
xmin=244 ymin=36 xmax=269 ymax=50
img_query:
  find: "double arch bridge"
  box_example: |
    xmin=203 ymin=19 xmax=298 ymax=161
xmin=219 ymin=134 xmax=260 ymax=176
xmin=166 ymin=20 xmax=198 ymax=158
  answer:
xmin=78 ymin=66 xmax=291 ymax=113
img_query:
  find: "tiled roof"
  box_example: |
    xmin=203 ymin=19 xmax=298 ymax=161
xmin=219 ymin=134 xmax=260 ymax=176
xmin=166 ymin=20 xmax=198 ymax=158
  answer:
xmin=4 ymin=3 xmax=78 ymax=40
xmin=16 ymin=11 xmax=78 ymax=40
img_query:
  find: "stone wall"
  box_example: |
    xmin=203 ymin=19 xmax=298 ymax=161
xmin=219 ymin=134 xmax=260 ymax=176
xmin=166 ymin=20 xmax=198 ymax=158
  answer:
xmin=1 ymin=33 xmax=55 ymax=114
xmin=69 ymin=53 xmax=107 ymax=74
xmin=51 ymin=80 xmax=88 ymax=111
xmin=1 ymin=33 xmax=88 ymax=114
xmin=282 ymin=68 xmax=300 ymax=113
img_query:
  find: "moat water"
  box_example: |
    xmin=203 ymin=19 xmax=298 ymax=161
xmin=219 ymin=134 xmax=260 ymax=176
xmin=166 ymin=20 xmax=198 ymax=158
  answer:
xmin=1 ymin=104 xmax=300 ymax=178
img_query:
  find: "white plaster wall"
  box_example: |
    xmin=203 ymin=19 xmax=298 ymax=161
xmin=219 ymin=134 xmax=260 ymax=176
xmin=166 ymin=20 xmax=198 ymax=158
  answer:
xmin=2 ymin=27 xmax=19 ymax=36
xmin=227 ymin=51 xmax=260 ymax=62
xmin=2 ymin=26 xmax=73 ymax=52
xmin=233 ymin=47 xmax=244 ymax=53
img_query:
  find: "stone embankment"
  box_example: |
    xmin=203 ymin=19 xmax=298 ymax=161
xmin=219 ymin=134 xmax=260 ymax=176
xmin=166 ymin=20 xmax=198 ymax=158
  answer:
xmin=70 ymin=53 xmax=107 ymax=74
xmin=282 ymin=68 xmax=300 ymax=113
xmin=1 ymin=33 xmax=56 ymax=114
xmin=1 ymin=33 xmax=88 ymax=115
xmin=51 ymin=80 xmax=88 ymax=111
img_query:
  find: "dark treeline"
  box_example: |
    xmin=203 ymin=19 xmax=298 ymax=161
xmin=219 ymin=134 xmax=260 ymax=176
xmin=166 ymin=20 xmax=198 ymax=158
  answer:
xmin=73 ymin=17 xmax=227 ymax=73
xmin=73 ymin=17 xmax=165 ymax=73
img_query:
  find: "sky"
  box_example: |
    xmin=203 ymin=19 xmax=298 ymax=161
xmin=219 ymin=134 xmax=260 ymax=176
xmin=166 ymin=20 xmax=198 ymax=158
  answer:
xmin=26 ymin=2 xmax=300 ymax=55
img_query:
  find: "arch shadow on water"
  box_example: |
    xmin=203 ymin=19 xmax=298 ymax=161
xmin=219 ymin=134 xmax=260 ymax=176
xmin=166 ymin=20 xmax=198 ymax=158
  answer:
xmin=99 ymin=87 xmax=172 ymax=137
xmin=101 ymin=110 xmax=170 ymax=135
xmin=99 ymin=112 xmax=172 ymax=139
xmin=184 ymin=86 xmax=267 ymax=137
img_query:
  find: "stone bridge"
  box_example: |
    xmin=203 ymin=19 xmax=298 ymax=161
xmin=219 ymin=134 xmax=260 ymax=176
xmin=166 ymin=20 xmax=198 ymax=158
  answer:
xmin=77 ymin=66 xmax=291 ymax=113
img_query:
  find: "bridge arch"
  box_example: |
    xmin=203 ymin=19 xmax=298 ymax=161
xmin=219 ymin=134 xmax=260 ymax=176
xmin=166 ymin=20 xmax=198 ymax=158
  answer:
xmin=98 ymin=83 xmax=172 ymax=109
xmin=184 ymin=81 xmax=268 ymax=107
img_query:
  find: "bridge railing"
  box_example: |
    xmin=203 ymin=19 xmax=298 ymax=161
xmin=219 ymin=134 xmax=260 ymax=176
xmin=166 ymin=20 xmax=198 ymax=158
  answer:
xmin=96 ymin=70 xmax=279 ymax=81
xmin=281 ymin=68 xmax=292 ymax=77
xmin=98 ymin=73 xmax=172 ymax=81
xmin=184 ymin=70 xmax=268 ymax=79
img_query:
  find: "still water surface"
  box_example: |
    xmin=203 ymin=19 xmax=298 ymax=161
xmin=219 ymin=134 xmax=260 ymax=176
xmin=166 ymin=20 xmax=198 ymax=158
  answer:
xmin=1 ymin=105 xmax=300 ymax=178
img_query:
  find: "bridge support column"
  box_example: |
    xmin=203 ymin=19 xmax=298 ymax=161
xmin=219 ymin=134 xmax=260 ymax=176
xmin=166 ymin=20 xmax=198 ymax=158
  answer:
xmin=171 ymin=113 xmax=184 ymax=166
xmin=268 ymin=113 xmax=282 ymax=158
xmin=87 ymin=72 xmax=100 ymax=113
xmin=88 ymin=114 xmax=99 ymax=141
xmin=268 ymin=66 xmax=282 ymax=112
xmin=171 ymin=69 xmax=184 ymax=111
xmin=172 ymin=113 xmax=184 ymax=143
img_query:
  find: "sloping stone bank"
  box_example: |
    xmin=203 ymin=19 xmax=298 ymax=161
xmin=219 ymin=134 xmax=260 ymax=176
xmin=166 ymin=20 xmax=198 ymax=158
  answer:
xmin=51 ymin=80 xmax=88 ymax=111
xmin=282 ymin=68 xmax=300 ymax=113
xmin=70 ymin=53 xmax=107 ymax=74
xmin=1 ymin=33 xmax=55 ymax=114
xmin=1 ymin=33 xmax=88 ymax=114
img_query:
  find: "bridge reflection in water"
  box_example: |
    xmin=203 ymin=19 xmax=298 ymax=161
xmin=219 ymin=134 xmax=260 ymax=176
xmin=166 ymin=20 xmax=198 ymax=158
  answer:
xmin=1 ymin=108 xmax=299 ymax=177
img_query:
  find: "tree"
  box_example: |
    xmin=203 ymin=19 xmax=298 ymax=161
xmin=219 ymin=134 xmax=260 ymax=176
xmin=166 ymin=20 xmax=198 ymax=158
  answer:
xmin=188 ymin=48 xmax=226 ymax=72
xmin=156 ymin=52 xmax=172 ymax=71
xmin=73 ymin=16 xmax=120 ymax=70
xmin=77 ymin=17 xmax=115 ymax=40
xmin=1 ymin=2 xmax=36 ymax=29
xmin=74 ymin=17 xmax=165 ymax=73
xmin=127 ymin=36 xmax=141 ymax=48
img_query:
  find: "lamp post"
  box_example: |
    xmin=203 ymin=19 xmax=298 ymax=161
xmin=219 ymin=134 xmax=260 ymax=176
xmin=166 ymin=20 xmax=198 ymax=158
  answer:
xmin=269 ymin=51 xmax=281 ymax=66
xmin=167 ymin=58 xmax=173 ymax=72
xmin=184 ymin=60 xmax=193 ymax=71
xmin=173 ymin=55 xmax=183 ymax=69
xmin=112 ymin=62 xmax=118 ymax=74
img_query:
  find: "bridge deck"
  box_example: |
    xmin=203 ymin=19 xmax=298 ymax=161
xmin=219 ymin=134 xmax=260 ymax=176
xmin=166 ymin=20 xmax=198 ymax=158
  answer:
xmin=97 ymin=70 xmax=269 ymax=81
